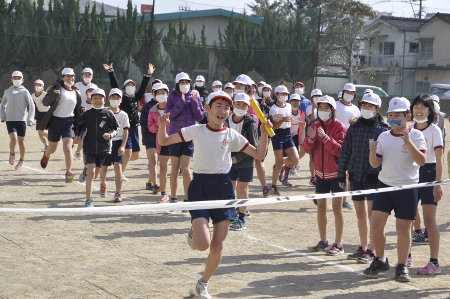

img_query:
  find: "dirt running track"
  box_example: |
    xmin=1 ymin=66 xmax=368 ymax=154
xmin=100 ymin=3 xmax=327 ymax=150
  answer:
xmin=1 ymin=121 xmax=449 ymax=298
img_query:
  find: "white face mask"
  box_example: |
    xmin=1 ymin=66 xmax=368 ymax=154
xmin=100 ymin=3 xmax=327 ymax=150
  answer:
xmin=179 ymin=84 xmax=190 ymax=94
xmin=156 ymin=94 xmax=167 ymax=103
xmin=233 ymin=108 xmax=247 ymax=117
xmin=35 ymin=86 xmax=43 ymax=92
xmin=257 ymin=86 xmax=263 ymax=94
xmin=195 ymin=81 xmax=204 ymax=87
xmin=360 ymin=109 xmax=375 ymax=119
xmin=226 ymin=92 xmax=234 ymax=99
xmin=213 ymin=87 xmax=221 ymax=93
xmin=235 ymin=88 xmax=245 ymax=95
xmin=109 ymin=100 xmax=121 ymax=108
xmin=318 ymin=111 xmax=331 ymax=122
xmin=13 ymin=80 xmax=22 ymax=87
xmin=83 ymin=77 xmax=92 ymax=84
xmin=125 ymin=86 xmax=136 ymax=96
xmin=263 ymin=91 xmax=271 ymax=98
xmin=295 ymin=88 xmax=304 ymax=96
xmin=413 ymin=117 xmax=428 ymax=124
xmin=343 ymin=93 xmax=354 ymax=102
xmin=278 ymin=95 xmax=288 ymax=103
xmin=64 ymin=81 xmax=74 ymax=88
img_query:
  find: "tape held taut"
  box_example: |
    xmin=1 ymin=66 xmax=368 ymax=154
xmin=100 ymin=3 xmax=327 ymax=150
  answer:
xmin=0 ymin=179 xmax=448 ymax=214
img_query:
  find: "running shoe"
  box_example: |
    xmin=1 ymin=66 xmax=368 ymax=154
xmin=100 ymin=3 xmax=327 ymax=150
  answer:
xmin=262 ymin=185 xmax=273 ymax=197
xmin=279 ymin=165 xmax=286 ymax=182
xmin=406 ymin=256 xmax=413 ymax=267
xmin=309 ymin=176 xmax=316 ymax=186
xmin=343 ymin=201 xmax=353 ymax=211
xmin=194 ymin=279 xmax=211 ymax=299
xmin=40 ymin=154 xmax=49 ymax=169
xmin=272 ymin=185 xmax=280 ymax=196
xmin=282 ymin=179 xmax=293 ymax=187
xmin=122 ymin=175 xmax=128 ymax=181
xmin=8 ymin=152 xmax=15 ymax=165
xmin=245 ymin=209 xmax=251 ymax=219
xmin=79 ymin=166 xmax=87 ymax=182
xmin=145 ymin=182 xmax=152 ymax=190
xmin=152 ymin=184 xmax=161 ymax=194
xmin=412 ymin=231 xmax=429 ymax=245
xmin=84 ymin=199 xmax=94 ymax=207
xmin=327 ymin=243 xmax=344 ymax=256
xmin=75 ymin=151 xmax=82 ymax=160
xmin=363 ymin=257 xmax=390 ymax=278
xmin=157 ymin=194 xmax=169 ymax=203
xmin=230 ymin=219 xmax=246 ymax=231
xmin=187 ymin=226 xmax=196 ymax=250
xmin=170 ymin=198 xmax=178 ymax=203
xmin=114 ymin=192 xmax=122 ymax=203
xmin=42 ymin=145 xmax=48 ymax=152
xmin=347 ymin=246 xmax=365 ymax=260
xmin=312 ymin=240 xmax=329 ymax=252
xmin=395 ymin=264 xmax=411 ymax=282
xmin=65 ymin=171 xmax=74 ymax=183
xmin=15 ymin=160 xmax=24 ymax=171
xmin=358 ymin=249 xmax=375 ymax=264
xmin=417 ymin=262 xmax=441 ymax=275
xmin=100 ymin=184 xmax=107 ymax=198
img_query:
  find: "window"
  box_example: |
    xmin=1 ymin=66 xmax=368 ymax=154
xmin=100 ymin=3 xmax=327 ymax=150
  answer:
xmin=409 ymin=42 xmax=419 ymax=53
xmin=419 ymin=39 xmax=433 ymax=60
xmin=384 ymin=42 xmax=395 ymax=56
xmin=416 ymin=81 xmax=430 ymax=94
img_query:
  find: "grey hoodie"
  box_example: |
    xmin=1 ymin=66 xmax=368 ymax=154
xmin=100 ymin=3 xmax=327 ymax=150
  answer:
xmin=1 ymin=86 xmax=35 ymax=125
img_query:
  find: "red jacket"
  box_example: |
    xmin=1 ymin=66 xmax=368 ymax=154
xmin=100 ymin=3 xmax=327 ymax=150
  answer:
xmin=302 ymin=118 xmax=347 ymax=179
xmin=147 ymin=104 xmax=166 ymax=153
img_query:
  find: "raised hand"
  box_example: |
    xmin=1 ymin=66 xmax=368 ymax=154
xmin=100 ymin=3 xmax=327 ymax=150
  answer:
xmin=103 ymin=63 xmax=113 ymax=71
xmin=148 ymin=63 xmax=155 ymax=75
xmin=308 ymin=126 xmax=316 ymax=139
xmin=158 ymin=112 xmax=171 ymax=127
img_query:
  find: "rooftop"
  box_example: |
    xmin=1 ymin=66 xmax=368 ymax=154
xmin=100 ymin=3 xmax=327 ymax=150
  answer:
xmin=374 ymin=15 xmax=426 ymax=32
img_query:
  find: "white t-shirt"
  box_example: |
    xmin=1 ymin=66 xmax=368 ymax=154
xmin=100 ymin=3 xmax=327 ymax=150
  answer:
xmin=291 ymin=109 xmax=302 ymax=136
xmin=335 ymin=101 xmax=360 ymax=128
xmin=53 ymin=87 xmax=78 ymax=118
xmin=409 ymin=123 xmax=443 ymax=163
xmin=157 ymin=105 xmax=165 ymax=116
xmin=74 ymin=82 xmax=91 ymax=108
xmin=180 ymin=124 xmax=249 ymax=174
xmin=305 ymin=105 xmax=318 ymax=120
xmin=269 ymin=102 xmax=292 ymax=129
xmin=144 ymin=93 xmax=153 ymax=104
xmin=228 ymin=114 xmax=244 ymax=134
xmin=376 ymin=128 xmax=427 ymax=186
xmin=112 ymin=110 xmax=130 ymax=142
xmin=32 ymin=91 xmax=49 ymax=112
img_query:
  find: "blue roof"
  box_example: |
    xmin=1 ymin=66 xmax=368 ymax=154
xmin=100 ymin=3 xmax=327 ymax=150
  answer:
xmin=139 ymin=8 xmax=262 ymax=25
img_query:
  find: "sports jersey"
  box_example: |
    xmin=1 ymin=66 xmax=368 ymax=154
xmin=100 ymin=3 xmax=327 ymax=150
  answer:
xmin=112 ymin=110 xmax=130 ymax=142
xmin=335 ymin=101 xmax=360 ymax=128
xmin=179 ymin=124 xmax=249 ymax=174
xmin=409 ymin=123 xmax=443 ymax=163
xmin=269 ymin=102 xmax=292 ymax=129
xmin=32 ymin=91 xmax=49 ymax=112
xmin=376 ymin=128 xmax=427 ymax=186
xmin=228 ymin=114 xmax=244 ymax=134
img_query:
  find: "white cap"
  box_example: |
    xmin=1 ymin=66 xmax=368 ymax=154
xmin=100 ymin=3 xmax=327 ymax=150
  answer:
xmin=343 ymin=83 xmax=356 ymax=92
xmin=275 ymin=85 xmax=289 ymax=94
xmin=316 ymin=95 xmax=336 ymax=109
xmin=258 ymin=81 xmax=266 ymax=86
xmin=123 ymin=79 xmax=136 ymax=88
xmin=430 ymin=94 xmax=439 ymax=103
xmin=175 ymin=72 xmax=191 ymax=83
xmin=233 ymin=74 xmax=253 ymax=86
xmin=262 ymin=84 xmax=272 ymax=91
xmin=311 ymin=89 xmax=322 ymax=97
xmin=91 ymin=88 xmax=106 ymax=98
xmin=224 ymin=82 xmax=235 ymax=89
xmin=289 ymin=93 xmax=301 ymax=101
xmin=387 ymin=97 xmax=410 ymax=113
xmin=364 ymin=88 xmax=373 ymax=94
xmin=109 ymin=88 xmax=122 ymax=98
xmin=206 ymin=91 xmax=233 ymax=105
xmin=212 ymin=80 xmax=222 ymax=87
xmin=34 ymin=79 xmax=44 ymax=86
xmin=361 ymin=93 xmax=382 ymax=107
xmin=82 ymin=67 xmax=93 ymax=75
xmin=153 ymin=83 xmax=169 ymax=93
xmin=61 ymin=68 xmax=75 ymax=76
xmin=338 ymin=91 xmax=343 ymax=99
xmin=234 ymin=93 xmax=251 ymax=106
xmin=12 ymin=71 xmax=23 ymax=78
xmin=195 ymin=75 xmax=205 ymax=82
xmin=86 ymin=83 xmax=98 ymax=91
xmin=433 ymin=101 xmax=440 ymax=113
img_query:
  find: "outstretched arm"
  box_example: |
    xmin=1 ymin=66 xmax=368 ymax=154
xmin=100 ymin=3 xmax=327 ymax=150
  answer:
xmin=157 ymin=113 xmax=182 ymax=146
xmin=242 ymin=121 xmax=272 ymax=160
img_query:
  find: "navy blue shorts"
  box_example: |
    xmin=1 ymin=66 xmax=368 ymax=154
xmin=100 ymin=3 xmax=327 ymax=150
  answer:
xmin=125 ymin=126 xmax=140 ymax=152
xmin=169 ymin=141 xmax=194 ymax=157
xmin=228 ymin=165 xmax=254 ymax=182
xmin=188 ymin=173 xmax=236 ymax=224
xmin=104 ymin=140 xmax=124 ymax=166
xmin=6 ymin=121 xmax=26 ymax=137
xmin=372 ymin=181 xmax=419 ymax=220
xmin=315 ymin=176 xmax=344 ymax=194
xmin=418 ymin=163 xmax=437 ymax=206
xmin=85 ymin=153 xmax=106 ymax=168
xmin=272 ymin=128 xmax=295 ymax=151
xmin=35 ymin=111 xmax=47 ymax=130
xmin=350 ymin=180 xmax=378 ymax=201
xmin=141 ymin=128 xmax=154 ymax=149
xmin=144 ymin=132 xmax=157 ymax=149
xmin=283 ymin=134 xmax=299 ymax=157
xmin=160 ymin=145 xmax=169 ymax=156
xmin=48 ymin=116 xmax=74 ymax=142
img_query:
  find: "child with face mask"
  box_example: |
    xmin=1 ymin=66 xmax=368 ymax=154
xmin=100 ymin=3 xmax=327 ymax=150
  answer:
xmin=74 ymin=67 xmax=94 ymax=109
xmin=337 ymin=93 xmax=388 ymax=264
xmin=211 ymin=80 xmax=222 ymax=93
xmin=32 ymin=79 xmax=49 ymax=152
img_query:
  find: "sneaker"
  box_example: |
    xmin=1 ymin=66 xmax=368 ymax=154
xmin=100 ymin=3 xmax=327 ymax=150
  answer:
xmin=245 ymin=209 xmax=251 ymax=219
xmin=170 ymin=198 xmax=178 ymax=203
xmin=187 ymin=226 xmax=196 ymax=250
xmin=194 ymin=279 xmax=211 ymax=299
xmin=406 ymin=256 xmax=413 ymax=267
xmin=417 ymin=262 xmax=441 ymax=275
xmin=145 ymin=182 xmax=152 ymax=190
xmin=309 ymin=176 xmax=316 ymax=186
xmin=65 ymin=171 xmax=74 ymax=183
xmin=157 ymin=194 xmax=169 ymax=203
xmin=122 ymin=175 xmax=128 ymax=181
xmin=358 ymin=249 xmax=375 ymax=264
xmin=312 ymin=240 xmax=329 ymax=252
xmin=262 ymin=185 xmax=274 ymax=197
xmin=15 ymin=160 xmax=24 ymax=171
xmin=282 ymin=179 xmax=293 ymax=187
xmin=230 ymin=219 xmax=246 ymax=231
xmin=272 ymin=185 xmax=280 ymax=195
xmin=84 ymin=199 xmax=94 ymax=207
xmin=41 ymin=145 xmax=48 ymax=152
xmin=100 ymin=184 xmax=107 ymax=198
xmin=75 ymin=151 xmax=82 ymax=160
xmin=114 ymin=192 xmax=122 ymax=203
xmin=327 ymin=243 xmax=344 ymax=256
xmin=363 ymin=257 xmax=390 ymax=278
xmin=347 ymin=246 xmax=365 ymax=260
xmin=412 ymin=231 xmax=429 ymax=245
xmin=40 ymin=154 xmax=49 ymax=169
xmin=152 ymin=184 xmax=160 ymax=194
xmin=279 ymin=165 xmax=286 ymax=182
xmin=343 ymin=201 xmax=353 ymax=211
xmin=79 ymin=166 xmax=87 ymax=182
xmin=395 ymin=264 xmax=411 ymax=282
xmin=8 ymin=152 xmax=15 ymax=165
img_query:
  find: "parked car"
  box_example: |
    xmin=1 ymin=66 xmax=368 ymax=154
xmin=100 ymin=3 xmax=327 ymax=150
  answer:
xmin=430 ymin=84 xmax=450 ymax=100
xmin=355 ymin=85 xmax=389 ymax=97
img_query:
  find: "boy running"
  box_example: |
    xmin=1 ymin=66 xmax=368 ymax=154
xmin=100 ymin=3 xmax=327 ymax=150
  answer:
xmin=32 ymin=79 xmax=49 ymax=152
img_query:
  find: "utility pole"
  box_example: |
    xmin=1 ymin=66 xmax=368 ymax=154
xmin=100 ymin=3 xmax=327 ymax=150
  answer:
xmin=148 ymin=0 xmax=156 ymax=63
xmin=419 ymin=0 xmax=423 ymax=19
xmin=313 ymin=7 xmax=322 ymax=89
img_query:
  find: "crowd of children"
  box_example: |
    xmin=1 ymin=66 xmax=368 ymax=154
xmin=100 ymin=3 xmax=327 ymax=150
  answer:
xmin=1 ymin=66 xmax=447 ymax=298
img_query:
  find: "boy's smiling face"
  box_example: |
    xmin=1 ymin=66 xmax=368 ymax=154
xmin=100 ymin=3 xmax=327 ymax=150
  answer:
xmin=206 ymin=98 xmax=232 ymax=128
xmin=92 ymin=94 xmax=105 ymax=108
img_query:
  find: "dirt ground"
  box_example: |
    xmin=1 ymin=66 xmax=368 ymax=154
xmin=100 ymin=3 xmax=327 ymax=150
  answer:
xmin=1 ymin=121 xmax=449 ymax=299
